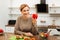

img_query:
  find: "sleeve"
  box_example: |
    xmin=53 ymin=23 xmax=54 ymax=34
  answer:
xmin=14 ymin=17 xmax=25 ymax=35
xmin=31 ymin=20 xmax=39 ymax=35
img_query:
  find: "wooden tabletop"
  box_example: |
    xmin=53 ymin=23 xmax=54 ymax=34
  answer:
xmin=0 ymin=35 xmax=5 ymax=40
xmin=0 ymin=33 xmax=60 ymax=40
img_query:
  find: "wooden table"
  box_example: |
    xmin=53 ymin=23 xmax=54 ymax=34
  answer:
xmin=0 ymin=35 xmax=5 ymax=40
xmin=0 ymin=33 xmax=60 ymax=40
xmin=5 ymin=33 xmax=40 ymax=40
xmin=48 ymin=36 xmax=58 ymax=40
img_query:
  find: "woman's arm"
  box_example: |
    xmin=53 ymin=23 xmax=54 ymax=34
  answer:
xmin=31 ymin=18 xmax=39 ymax=35
xmin=31 ymin=24 xmax=39 ymax=35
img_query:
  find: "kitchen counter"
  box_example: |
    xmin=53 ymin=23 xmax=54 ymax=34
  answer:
xmin=5 ymin=25 xmax=60 ymax=28
xmin=0 ymin=34 xmax=5 ymax=40
xmin=5 ymin=25 xmax=15 ymax=27
xmin=0 ymin=33 xmax=60 ymax=40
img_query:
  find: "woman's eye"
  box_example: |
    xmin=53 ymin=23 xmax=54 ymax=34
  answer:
xmin=27 ymin=10 xmax=29 ymax=11
xmin=23 ymin=10 xmax=29 ymax=12
xmin=23 ymin=10 xmax=26 ymax=12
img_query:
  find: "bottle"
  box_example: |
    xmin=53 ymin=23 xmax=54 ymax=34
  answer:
xmin=52 ymin=20 xmax=55 ymax=26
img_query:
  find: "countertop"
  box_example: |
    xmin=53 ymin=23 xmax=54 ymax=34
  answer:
xmin=5 ymin=25 xmax=60 ymax=29
xmin=0 ymin=33 xmax=60 ymax=40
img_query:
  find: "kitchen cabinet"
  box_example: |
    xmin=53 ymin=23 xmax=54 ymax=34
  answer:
xmin=49 ymin=6 xmax=60 ymax=16
xmin=49 ymin=7 xmax=60 ymax=13
xmin=5 ymin=25 xmax=14 ymax=33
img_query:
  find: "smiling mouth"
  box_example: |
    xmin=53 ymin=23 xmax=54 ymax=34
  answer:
xmin=24 ymin=14 xmax=28 ymax=15
xmin=24 ymin=14 xmax=27 ymax=15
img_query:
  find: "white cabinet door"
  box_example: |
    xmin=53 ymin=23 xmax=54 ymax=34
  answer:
xmin=49 ymin=7 xmax=60 ymax=14
xmin=48 ymin=29 xmax=60 ymax=35
xmin=5 ymin=27 xmax=14 ymax=33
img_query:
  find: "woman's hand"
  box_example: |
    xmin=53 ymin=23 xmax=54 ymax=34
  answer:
xmin=32 ymin=13 xmax=38 ymax=24
xmin=32 ymin=18 xmax=37 ymax=24
xmin=24 ymin=32 xmax=33 ymax=37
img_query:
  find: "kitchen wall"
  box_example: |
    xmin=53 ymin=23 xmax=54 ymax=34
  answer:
xmin=47 ymin=0 xmax=60 ymax=6
xmin=0 ymin=0 xmax=60 ymax=31
xmin=10 ymin=0 xmax=60 ymax=7
xmin=0 ymin=0 xmax=10 ymax=31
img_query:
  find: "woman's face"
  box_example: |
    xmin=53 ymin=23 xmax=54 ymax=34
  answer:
xmin=21 ymin=7 xmax=30 ymax=16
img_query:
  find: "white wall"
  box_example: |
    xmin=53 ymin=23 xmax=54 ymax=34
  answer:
xmin=46 ymin=0 xmax=60 ymax=6
xmin=0 ymin=0 xmax=10 ymax=31
xmin=11 ymin=0 xmax=60 ymax=7
xmin=11 ymin=0 xmax=40 ymax=7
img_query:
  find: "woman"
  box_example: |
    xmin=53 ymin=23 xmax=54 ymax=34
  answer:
xmin=14 ymin=4 xmax=38 ymax=36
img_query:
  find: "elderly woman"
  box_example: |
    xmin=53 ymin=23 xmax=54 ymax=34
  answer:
xmin=14 ymin=4 xmax=38 ymax=36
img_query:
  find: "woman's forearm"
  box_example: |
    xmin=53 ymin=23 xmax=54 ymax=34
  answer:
xmin=14 ymin=30 xmax=25 ymax=35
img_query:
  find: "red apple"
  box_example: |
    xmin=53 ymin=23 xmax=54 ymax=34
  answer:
xmin=0 ymin=29 xmax=4 ymax=33
xmin=44 ymin=33 xmax=49 ymax=37
xmin=32 ymin=14 xmax=38 ymax=19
